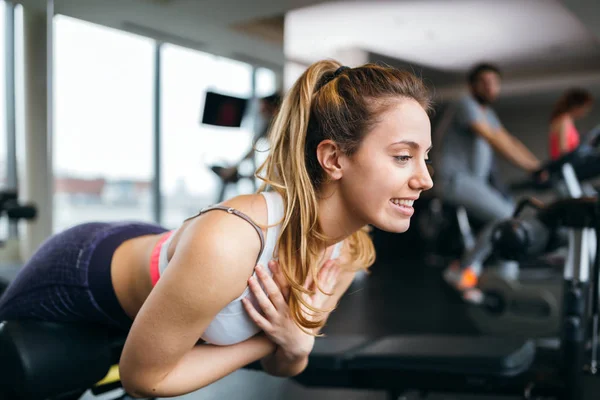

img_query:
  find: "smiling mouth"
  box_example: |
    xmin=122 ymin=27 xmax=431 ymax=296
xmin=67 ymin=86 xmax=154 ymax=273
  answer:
xmin=390 ymin=198 xmax=416 ymax=217
xmin=391 ymin=198 xmax=414 ymax=207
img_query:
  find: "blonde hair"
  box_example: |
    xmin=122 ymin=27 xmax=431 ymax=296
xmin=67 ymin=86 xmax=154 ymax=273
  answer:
xmin=255 ymin=59 xmax=431 ymax=333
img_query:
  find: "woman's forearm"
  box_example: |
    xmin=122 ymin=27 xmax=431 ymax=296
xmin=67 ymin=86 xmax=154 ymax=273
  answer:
xmin=260 ymin=316 xmax=333 ymax=377
xmin=260 ymin=346 xmax=310 ymax=377
xmin=127 ymin=334 xmax=276 ymax=398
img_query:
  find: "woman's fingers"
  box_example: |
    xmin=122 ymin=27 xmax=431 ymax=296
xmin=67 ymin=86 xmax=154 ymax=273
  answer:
xmin=255 ymin=264 xmax=287 ymax=310
xmin=241 ymin=297 xmax=272 ymax=332
xmin=317 ymin=260 xmax=338 ymax=289
xmin=268 ymin=260 xmax=290 ymax=301
xmin=329 ymin=264 xmax=342 ymax=287
xmin=322 ymin=260 xmax=337 ymax=282
xmin=248 ymin=272 xmax=279 ymax=319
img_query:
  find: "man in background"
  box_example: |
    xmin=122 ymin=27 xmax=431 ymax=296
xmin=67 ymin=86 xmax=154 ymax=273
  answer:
xmin=434 ymin=63 xmax=542 ymax=293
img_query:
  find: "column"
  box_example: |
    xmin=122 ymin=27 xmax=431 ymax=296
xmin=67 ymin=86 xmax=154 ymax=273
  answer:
xmin=20 ymin=3 xmax=53 ymax=260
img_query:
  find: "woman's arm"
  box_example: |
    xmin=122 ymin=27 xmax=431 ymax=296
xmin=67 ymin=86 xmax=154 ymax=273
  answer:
xmin=119 ymin=210 xmax=267 ymax=398
xmin=256 ymin=242 xmax=359 ymax=377
xmin=258 ymin=266 xmax=357 ymax=376
xmin=558 ymin=118 xmax=569 ymax=155
xmin=126 ymin=334 xmax=276 ymax=397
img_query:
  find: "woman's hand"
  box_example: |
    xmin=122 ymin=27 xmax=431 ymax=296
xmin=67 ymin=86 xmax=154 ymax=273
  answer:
xmin=242 ymin=258 xmax=341 ymax=359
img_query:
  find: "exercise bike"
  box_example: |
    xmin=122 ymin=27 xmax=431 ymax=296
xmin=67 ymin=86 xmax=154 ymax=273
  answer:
xmin=209 ymin=161 xmax=258 ymax=204
xmin=418 ymin=125 xmax=600 ymax=269
xmin=464 ymin=125 xmax=600 ymax=338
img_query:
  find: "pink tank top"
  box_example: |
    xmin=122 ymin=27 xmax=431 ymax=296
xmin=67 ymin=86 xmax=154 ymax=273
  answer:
xmin=550 ymin=120 xmax=580 ymax=160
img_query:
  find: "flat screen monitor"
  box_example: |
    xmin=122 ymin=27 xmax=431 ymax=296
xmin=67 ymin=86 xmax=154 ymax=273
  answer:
xmin=201 ymin=91 xmax=248 ymax=128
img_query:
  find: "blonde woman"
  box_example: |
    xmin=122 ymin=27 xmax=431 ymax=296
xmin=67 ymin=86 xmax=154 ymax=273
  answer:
xmin=0 ymin=59 xmax=434 ymax=398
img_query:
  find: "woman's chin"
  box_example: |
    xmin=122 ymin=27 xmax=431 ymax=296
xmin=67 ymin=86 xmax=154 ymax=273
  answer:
xmin=375 ymin=219 xmax=411 ymax=234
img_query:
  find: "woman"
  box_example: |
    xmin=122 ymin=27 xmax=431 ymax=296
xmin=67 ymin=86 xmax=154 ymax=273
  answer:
xmin=0 ymin=59 xmax=434 ymax=398
xmin=549 ymin=88 xmax=594 ymax=160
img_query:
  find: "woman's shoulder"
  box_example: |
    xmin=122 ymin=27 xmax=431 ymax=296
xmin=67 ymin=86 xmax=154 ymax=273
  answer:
xmin=550 ymin=114 xmax=572 ymax=131
xmin=221 ymin=193 xmax=270 ymax=225
xmin=171 ymin=194 xmax=271 ymax=272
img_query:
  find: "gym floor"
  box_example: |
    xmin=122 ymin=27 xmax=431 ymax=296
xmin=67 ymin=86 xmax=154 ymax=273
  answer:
xmin=85 ymin=243 xmax=597 ymax=400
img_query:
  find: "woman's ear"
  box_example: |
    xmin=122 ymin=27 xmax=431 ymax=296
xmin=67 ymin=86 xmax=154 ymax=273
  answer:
xmin=316 ymin=139 xmax=343 ymax=180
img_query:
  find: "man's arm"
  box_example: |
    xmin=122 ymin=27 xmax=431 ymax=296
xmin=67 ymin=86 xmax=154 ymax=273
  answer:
xmin=470 ymin=122 xmax=540 ymax=172
xmin=456 ymin=96 xmax=540 ymax=173
xmin=499 ymin=128 xmax=541 ymax=170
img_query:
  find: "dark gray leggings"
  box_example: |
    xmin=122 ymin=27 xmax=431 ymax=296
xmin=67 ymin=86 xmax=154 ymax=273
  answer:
xmin=437 ymin=175 xmax=515 ymax=273
xmin=439 ymin=175 xmax=514 ymax=224
xmin=0 ymin=222 xmax=168 ymax=331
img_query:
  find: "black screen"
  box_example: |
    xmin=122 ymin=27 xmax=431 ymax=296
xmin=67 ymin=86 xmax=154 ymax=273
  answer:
xmin=201 ymin=91 xmax=248 ymax=128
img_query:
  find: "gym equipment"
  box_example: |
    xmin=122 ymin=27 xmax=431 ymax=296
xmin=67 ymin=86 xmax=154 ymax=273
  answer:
xmin=467 ymin=200 xmax=568 ymax=337
xmin=0 ymin=190 xmax=37 ymax=296
xmin=1 ymin=195 xmax=599 ymax=400
xmin=210 ymin=164 xmax=243 ymax=203
xmin=465 ymin=126 xmax=600 ymax=338
xmin=210 ymin=164 xmax=256 ymax=203
xmin=0 ymin=321 xmax=136 ymax=400
xmin=417 ymin=124 xmax=600 ymax=267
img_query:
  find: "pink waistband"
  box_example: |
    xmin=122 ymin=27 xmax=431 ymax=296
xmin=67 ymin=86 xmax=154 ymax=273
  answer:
xmin=150 ymin=231 xmax=174 ymax=286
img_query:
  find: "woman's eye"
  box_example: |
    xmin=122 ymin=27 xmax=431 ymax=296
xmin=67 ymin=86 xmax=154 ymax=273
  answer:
xmin=394 ymin=155 xmax=412 ymax=163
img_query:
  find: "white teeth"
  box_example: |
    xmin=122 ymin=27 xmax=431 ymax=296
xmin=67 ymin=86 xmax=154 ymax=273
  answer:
xmin=391 ymin=199 xmax=414 ymax=207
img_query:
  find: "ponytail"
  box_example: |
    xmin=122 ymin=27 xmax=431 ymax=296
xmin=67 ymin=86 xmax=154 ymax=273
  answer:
xmin=256 ymin=59 xmax=430 ymax=333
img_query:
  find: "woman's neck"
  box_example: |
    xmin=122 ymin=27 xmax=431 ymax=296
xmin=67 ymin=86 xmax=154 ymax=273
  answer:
xmin=315 ymin=183 xmax=365 ymax=246
xmin=555 ymin=113 xmax=573 ymax=123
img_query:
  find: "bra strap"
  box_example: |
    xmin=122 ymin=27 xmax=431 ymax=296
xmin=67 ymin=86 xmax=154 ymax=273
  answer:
xmin=185 ymin=205 xmax=265 ymax=264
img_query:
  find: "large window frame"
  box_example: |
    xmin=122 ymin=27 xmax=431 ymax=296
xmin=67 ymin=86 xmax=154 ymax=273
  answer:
xmin=1 ymin=9 xmax=280 ymax=235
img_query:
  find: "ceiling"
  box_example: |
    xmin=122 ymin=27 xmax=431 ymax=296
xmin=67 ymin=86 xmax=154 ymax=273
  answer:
xmin=286 ymin=0 xmax=600 ymax=96
xmin=13 ymin=0 xmax=600 ymax=99
xmin=286 ymin=0 xmax=600 ymax=72
xmin=15 ymin=0 xmax=323 ymax=70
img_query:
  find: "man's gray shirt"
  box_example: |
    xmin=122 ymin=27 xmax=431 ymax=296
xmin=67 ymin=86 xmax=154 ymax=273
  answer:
xmin=437 ymin=94 xmax=502 ymax=180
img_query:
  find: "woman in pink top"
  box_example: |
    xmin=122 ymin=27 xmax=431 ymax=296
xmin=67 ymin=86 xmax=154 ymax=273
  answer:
xmin=549 ymin=88 xmax=594 ymax=160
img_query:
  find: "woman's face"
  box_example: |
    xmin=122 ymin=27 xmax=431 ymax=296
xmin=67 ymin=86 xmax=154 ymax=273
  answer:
xmin=337 ymin=98 xmax=433 ymax=233
xmin=572 ymin=103 xmax=592 ymax=119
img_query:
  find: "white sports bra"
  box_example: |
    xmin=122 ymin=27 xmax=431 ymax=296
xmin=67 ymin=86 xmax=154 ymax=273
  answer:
xmin=151 ymin=191 xmax=343 ymax=346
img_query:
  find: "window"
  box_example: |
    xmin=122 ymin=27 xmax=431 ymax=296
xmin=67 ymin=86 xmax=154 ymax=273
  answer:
xmin=160 ymin=44 xmax=258 ymax=229
xmin=0 ymin=3 xmax=7 ymax=241
xmin=0 ymin=3 xmax=6 ymax=189
xmin=53 ymin=16 xmax=154 ymax=231
xmin=252 ymin=67 xmax=278 ymax=180
xmin=256 ymin=67 xmax=277 ymax=97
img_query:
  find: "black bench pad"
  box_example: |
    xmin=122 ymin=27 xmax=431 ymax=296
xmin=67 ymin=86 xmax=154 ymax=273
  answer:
xmin=0 ymin=320 xmax=127 ymax=400
xmin=347 ymin=335 xmax=535 ymax=376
